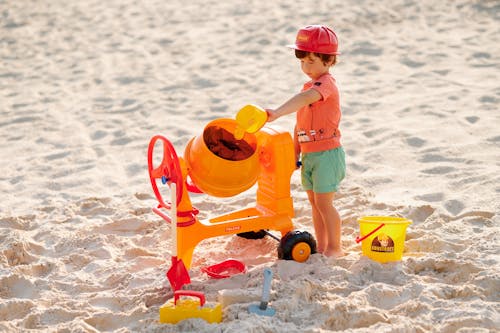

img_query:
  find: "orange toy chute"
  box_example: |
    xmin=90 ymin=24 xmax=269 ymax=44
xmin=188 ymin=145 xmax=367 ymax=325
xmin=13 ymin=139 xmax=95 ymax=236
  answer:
xmin=234 ymin=104 xmax=268 ymax=140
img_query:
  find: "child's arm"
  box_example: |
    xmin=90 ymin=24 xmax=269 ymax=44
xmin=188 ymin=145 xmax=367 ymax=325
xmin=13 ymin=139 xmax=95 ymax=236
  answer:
xmin=266 ymin=89 xmax=322 ymax=122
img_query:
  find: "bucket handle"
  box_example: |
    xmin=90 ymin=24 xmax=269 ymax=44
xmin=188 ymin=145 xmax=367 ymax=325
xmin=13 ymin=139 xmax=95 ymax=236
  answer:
xmin=174 ymin=290 xmax=206 ymax=306
xmin=355 ymin=223 xmax=385 ymax=243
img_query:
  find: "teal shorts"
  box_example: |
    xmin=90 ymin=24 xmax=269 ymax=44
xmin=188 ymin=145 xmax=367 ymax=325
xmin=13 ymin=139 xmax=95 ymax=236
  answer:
xmin=301 ymin=147 xmax=346 ymax=193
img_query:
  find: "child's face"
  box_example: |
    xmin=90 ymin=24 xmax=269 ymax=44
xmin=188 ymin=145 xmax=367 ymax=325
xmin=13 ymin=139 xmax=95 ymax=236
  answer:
xmin=299 ymin=54 xmax=331 ymax=80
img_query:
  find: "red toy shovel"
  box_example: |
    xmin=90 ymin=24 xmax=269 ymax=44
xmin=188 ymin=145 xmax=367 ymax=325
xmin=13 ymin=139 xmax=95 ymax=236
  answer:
xmin=166 ymin=183 xmax=190 ymax=291
xmin=167 ymin=256 xmax=190 ymax=291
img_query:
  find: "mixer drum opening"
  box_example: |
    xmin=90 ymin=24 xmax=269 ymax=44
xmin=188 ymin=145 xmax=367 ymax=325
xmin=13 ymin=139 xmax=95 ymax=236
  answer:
xmin=204 ymin=126 xmax=255 ymax=161
xmin=184 ymin=118 xmax=260 ymax=197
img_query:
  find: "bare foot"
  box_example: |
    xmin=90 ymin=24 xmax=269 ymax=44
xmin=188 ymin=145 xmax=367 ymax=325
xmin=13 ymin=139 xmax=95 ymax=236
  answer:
xmin=323 ymin=249 xmax=345 ymax=258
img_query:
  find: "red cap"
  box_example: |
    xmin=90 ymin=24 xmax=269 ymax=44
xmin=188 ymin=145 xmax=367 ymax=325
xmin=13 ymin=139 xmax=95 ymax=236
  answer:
xmin=287 ymin=25 xmax=340 ymax=55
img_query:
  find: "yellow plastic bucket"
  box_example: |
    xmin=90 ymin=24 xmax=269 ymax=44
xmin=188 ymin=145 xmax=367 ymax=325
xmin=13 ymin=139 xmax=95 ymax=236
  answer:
xmin=356 ymin=216 xmax=412 ymax=263
xmin=184 ymin=118 xmax=259 ymax=197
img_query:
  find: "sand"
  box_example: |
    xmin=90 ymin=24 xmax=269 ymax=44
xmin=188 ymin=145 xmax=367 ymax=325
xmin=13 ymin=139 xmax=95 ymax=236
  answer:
xmin=1 ymin=0 xmax=499 ymax=332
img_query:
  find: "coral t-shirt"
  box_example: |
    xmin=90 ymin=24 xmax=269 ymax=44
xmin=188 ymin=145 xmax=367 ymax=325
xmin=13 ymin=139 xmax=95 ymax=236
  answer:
xmin=296 ymin=73 xmax=341 ymax=153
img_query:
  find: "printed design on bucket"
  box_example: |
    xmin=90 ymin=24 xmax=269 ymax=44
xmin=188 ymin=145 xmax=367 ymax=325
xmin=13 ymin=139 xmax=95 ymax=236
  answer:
xmin=370 ymin=233 xmax=394 ymax=253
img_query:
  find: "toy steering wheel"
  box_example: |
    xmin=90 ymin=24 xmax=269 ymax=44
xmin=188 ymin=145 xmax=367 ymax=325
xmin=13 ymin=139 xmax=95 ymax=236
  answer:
xmin=147 ymin=135 xmax=183 ymax=208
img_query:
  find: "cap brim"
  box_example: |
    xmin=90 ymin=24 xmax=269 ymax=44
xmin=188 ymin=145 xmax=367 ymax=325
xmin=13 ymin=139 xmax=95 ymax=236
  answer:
xmin=285 ymin=44 xmax=340 ymax=55
xmin=286 ymin=44 xmax=302 ymax=50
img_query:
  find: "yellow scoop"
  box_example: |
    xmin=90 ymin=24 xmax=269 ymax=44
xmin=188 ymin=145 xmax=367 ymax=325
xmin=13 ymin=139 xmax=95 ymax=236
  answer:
xmin=234 ymin=104 xmax=268 ymax=139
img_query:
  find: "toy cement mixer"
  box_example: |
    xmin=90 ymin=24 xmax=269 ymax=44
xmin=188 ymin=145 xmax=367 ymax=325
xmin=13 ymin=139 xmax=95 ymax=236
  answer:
xmin=148 ymin=105 xmax=317 ymax=290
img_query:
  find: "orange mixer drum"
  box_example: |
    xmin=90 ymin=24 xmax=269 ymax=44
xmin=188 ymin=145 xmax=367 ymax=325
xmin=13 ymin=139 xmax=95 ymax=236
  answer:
xmin=184 ymin=118 xmax=260 ymax=197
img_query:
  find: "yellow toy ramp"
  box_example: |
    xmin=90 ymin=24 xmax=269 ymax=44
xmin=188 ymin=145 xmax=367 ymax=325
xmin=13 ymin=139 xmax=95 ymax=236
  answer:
xmin=234 ymin=104 xmax=268 ymax=139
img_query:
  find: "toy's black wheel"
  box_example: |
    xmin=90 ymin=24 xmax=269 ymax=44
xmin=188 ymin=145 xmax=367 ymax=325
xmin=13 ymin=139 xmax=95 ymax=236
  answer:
xmin=278 ymin=230 xmax=317 ymax=262
xmin=237 ymin=230 xmax=267 ymax=239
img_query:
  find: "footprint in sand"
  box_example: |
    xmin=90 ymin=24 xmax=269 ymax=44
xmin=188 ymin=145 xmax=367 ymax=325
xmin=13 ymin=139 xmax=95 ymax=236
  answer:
xmin=75 ymin=197 xmax=114 ymax=216
xmin=420 ymin=165 xmax=456 ymax=175
xmin=0 ymin=274 xmax=42 ymax=299
xmin=0 ymin=214 xmax=36 ymax=231
xmin=415 ymin=192 xmax=444 ymax=203
xmin=464 ymin=116 xmax=479 ymax=124
xmin=487 ymin=135 xmax=500 ymax=143
xmin=349 ymin=41 xmax=383 ymax=56
xmin=405 ymin=136 xmax=426 ymax=148
xmin=405 ymin=234 xmax=462 ymax=253
xmin=2 ymin=239 xmax=43 ymax=266
xmin=418 ymin=153 xmax=466 ymax=164
xmin=443 ymin=199 xmax=465 ymax=215
xmin=405 ymin=258 xmax=483 ymax=285
xmin=405 ymin=204 xmax=435 ymax=223
xmin=400 ymin=56 xmax=425 ymax=68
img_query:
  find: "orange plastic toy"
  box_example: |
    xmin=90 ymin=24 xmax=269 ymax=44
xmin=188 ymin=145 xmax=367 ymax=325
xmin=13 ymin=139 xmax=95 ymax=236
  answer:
xmin=148 ymin=112 xmax=317 ymax=291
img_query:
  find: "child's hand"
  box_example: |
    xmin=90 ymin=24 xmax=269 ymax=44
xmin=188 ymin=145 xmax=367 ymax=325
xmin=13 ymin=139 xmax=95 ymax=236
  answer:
xmin=265 ymin=109 xmax=279 ymax=122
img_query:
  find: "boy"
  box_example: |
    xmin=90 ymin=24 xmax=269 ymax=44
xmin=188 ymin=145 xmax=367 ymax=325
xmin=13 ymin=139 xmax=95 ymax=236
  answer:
xmin=266 ymin=25 xmax=346 ymax=257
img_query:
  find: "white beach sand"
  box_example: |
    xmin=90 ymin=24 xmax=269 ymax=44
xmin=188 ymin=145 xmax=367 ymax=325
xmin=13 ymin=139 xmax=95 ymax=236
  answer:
xmin=1 ymin=0 xmax=499 ymax=332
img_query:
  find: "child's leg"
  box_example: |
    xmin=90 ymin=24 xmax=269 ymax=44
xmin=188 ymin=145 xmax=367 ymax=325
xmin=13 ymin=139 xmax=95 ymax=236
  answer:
xmin=306 ymin=190 xmax=327 ymax=253
xmin=312 ymin=191 xmax=344 ymax=257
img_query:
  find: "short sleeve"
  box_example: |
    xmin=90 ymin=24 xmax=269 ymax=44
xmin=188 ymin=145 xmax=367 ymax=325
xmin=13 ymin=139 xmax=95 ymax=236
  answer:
xmin=309 ymin=75 xmax=335 ymax=100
